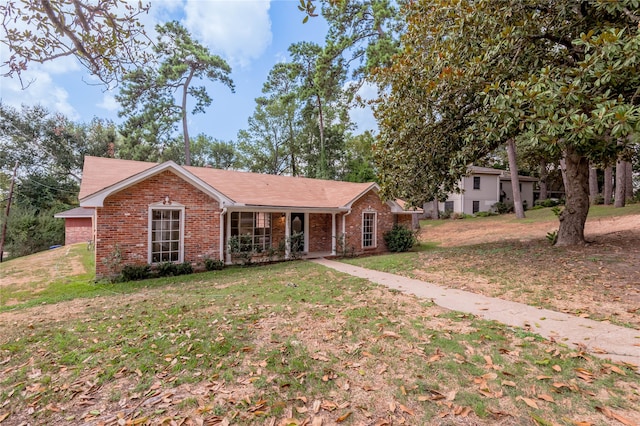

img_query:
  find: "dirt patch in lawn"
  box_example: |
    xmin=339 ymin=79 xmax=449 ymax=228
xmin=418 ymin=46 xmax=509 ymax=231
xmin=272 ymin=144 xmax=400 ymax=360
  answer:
xmin=0 ymin=244 xmax=87 ymax=289
xmin=416 ymin=212 xmax=640 ymax=329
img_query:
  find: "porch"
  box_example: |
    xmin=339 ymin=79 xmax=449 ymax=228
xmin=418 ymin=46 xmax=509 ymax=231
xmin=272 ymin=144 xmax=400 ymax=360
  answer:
xmin=222 ymin=208 xmax=347 ymax=264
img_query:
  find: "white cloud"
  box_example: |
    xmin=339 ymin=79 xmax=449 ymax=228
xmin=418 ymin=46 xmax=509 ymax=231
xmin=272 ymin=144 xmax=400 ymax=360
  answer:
xmin=183 ymin=0 xmax=272 ymax=68
xmin=97 ymin=93 xmax=119 ymax=112
xmin=1 ymin=67 xmax=79 ymax=120
xmin=348 ymin=81 xmax=378 ymax=134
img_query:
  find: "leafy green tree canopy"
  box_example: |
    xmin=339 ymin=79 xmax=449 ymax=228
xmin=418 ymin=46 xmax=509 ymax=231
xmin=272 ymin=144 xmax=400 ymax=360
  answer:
xmin=374 ymin=0 xmax=640 ymax=245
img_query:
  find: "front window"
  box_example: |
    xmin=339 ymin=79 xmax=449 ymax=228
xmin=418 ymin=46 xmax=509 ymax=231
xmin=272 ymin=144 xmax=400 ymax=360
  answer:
xmin=150 ymin=208 xmax=183 ymax=263
xmin=472 ymin=200 xmax=480 ymax=214
xmin=473 ymin=176 xmax=481 ymax=190
xmin=362 ymin=212 xmax=376 ymax=248
xmin=230 ymin=212 xmax=271 ymax=252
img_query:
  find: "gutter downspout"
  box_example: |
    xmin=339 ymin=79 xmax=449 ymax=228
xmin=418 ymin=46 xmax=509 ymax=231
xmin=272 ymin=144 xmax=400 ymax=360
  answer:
xmin=219 ymin=207 xmax=227 ymax=262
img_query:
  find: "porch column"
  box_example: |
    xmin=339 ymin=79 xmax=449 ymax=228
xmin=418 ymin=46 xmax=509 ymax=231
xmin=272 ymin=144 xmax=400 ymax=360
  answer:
xmin=284 ymin=212 xmax=291 ymax=260
xmin=331 ymin=213 xmax=336 ymax=255
xmin=225 ymin=210 xmax=232 ymax=264
xmin=219 ymin=209 xmax=225 ymax=262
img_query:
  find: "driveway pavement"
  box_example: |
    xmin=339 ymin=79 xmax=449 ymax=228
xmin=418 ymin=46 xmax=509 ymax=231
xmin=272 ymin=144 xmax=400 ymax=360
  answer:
xmin=311 ymin=258 xmax=640 ymax=365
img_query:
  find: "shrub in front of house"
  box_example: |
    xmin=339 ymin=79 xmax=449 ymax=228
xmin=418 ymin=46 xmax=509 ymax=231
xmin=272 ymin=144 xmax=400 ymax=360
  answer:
xmin=204 ymin=258 xmax=225 ymax=271
xmin=383 ymin=225 xmax=417 ymax=252
xmin=492 ymin=201 xmax=513 ymax=214
xmin=121 ymin=264 xmax=152 ymax=281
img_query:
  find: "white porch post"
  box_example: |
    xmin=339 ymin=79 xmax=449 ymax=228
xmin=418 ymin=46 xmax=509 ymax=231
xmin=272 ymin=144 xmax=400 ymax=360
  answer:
xmin=225 ymin=210 xmax=232 ymax=264
xmin=219 ymin=209 xmax=225 ymax=262
xmin=331 ymin=213 xmax=336 ymax=255
xmin=284 ymin=212 xmax=291 ymax=259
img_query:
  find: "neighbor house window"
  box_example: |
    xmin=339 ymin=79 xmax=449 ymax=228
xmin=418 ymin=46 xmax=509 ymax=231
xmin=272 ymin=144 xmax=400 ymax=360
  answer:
xmin=444 ymin=201 xmax=454 ymax=212
xmin=472 ymin=200 xmax=480 ymax=214
xmin=230 ymin=212 xmax=271 ymax=252
xmin=473 ymin=176 xmax=481 ymax=190
xmin=362 ymin=212 xmax=376 ymax=248
xmin=149 ymin=207 xmax=184 ymax=263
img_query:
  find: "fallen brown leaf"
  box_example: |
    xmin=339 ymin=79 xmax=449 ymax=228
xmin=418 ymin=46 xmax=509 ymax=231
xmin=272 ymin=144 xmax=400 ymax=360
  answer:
xmin=336 ymin=412 xmax=352 ymax=423
xmin=596 ymin=406 xmax=638 ymax=426
xmin=399 ymin=404 xmax=415 ymax=416
xmin=516 ymin=396 xmax=539 ymax=409
xmin=537 ymin=394 xmax=555 ymax=403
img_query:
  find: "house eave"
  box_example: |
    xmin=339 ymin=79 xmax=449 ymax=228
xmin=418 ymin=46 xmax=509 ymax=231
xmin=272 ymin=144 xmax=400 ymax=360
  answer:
xmin=226 ymin=205 xmax=350 ymax=214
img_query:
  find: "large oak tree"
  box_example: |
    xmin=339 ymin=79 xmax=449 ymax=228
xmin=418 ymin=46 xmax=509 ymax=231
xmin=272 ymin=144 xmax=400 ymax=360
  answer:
xmin=374 ymin=0 xmax=640 ymax=245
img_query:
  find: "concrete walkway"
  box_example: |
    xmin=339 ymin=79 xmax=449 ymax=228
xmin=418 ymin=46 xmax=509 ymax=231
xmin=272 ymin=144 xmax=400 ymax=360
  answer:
xmin=311 ymin=258 xmax=640 ymax=365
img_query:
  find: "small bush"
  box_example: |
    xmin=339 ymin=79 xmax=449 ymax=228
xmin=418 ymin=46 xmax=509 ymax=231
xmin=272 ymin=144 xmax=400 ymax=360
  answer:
xmin=156 ymin=261 xmax=178 ymax=277
xmin=536 ymin=198 xmax=561 ymax=208
xmin=204 ymin=258 xmax=225 ymax=271
xmin=475 ymin=211 xmax=495 ymax=217
xmin=121 ymin=264 xmax=151 ymax=281
xmin=492 ymin=202 xmax=513 ymax=214
xmin=176 ymin=262 xmax=193 ymax=275
xmin=384 ymin=225 xmax=417 ymax=252
xmin=451 ymin=213 xmax=472 ymax=220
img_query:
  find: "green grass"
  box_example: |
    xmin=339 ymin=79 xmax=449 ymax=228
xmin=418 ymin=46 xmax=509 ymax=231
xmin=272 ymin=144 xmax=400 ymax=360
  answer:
xmin=1 ymin=236 xmax=640 ymax=425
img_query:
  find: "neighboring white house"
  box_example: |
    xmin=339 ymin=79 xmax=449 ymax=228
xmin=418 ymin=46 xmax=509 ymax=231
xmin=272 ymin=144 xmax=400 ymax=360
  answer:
xmin=423 ymin=166 xmax=538 ymax=216
xmin=500 ymin=172 xmax=537 ymax=210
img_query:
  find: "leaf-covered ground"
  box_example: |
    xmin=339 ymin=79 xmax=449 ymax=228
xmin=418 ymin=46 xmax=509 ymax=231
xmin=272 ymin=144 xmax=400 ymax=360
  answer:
xmin=1 ymin=258 xmax=639 ymax=425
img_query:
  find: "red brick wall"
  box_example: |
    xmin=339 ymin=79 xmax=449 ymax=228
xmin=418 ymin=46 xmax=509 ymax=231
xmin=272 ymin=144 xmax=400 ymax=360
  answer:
xmin=308 ymin=213 xmax=333 ymax=252
xmin=95 ymin=171 xmax=220 ymax=278
xmin=65 ymin=218 xmax=93 ymax=245
xmin=271 ymin=213 xmax=286 ymax=250
xmin=396 ymin=215 xmax=413 ymax=229
xmin=341 ymin=190 xmax=395 ymax=255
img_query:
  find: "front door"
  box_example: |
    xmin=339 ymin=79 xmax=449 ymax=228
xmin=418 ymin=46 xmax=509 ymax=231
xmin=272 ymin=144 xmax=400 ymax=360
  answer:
xmin=290 ymin=212 xmax=305 ymax=253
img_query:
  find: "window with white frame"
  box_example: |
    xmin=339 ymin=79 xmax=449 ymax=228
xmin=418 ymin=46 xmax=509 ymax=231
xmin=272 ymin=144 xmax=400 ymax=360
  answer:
xmin=150 ymin=207 xmax=183 ymax=263
xmin=230 ymin=212 xmax=272 ymax=252
xmin=473 ymin=176 xmax=481 ymax=190
xmin=362 ymin=212 xmax=376 ymax=248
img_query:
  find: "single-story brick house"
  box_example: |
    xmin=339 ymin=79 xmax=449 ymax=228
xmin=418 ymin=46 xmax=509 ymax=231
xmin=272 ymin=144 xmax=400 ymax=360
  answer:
xmin=54 ymin=206 xmax=94 ymax=245
xmin=79 ymin=156 xmax=420 ymax=278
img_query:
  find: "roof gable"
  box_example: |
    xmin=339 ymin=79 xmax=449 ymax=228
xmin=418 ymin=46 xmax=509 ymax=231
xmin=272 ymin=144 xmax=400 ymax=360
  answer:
xmin=80 ymin=158 xmax=233 ymax=207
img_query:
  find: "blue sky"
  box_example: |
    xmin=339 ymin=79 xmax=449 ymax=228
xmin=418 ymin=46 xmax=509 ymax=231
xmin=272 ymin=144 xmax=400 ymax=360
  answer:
xmin=1 ymin=0 xmax=376 ymax=143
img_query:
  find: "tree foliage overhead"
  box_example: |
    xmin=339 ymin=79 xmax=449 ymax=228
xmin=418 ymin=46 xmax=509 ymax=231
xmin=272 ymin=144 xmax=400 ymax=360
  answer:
xmin=1 ymin=0 xmax=151 ymax=87
xmin=0 ymin=104 xmax=121 ymax=257
xmin=323 ymin=0 xmax=404 ymax=80
xmin=117 ymin=21 xmax=234 ymax=166
xmin=374 ymin=0 xmax=640 ymax=245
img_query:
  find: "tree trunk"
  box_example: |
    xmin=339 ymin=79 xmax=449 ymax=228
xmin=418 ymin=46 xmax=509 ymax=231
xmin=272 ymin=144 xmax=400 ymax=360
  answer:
xmin=316 ymin=94 xmax=326 ymax=179
xmin=614 ymin=158 xmax=626 ymax=208
xmin=559 ymin=157 xmax=569 ymax=197
xmin=588 ymin=165 xmax=599 ymax=205
xmin=182 ymin=68 xmax=195 ymax=166
xmin=556 ymin=149 xmax=589 ymax=246
xmin=538 ymin=159 xmax=548 ymax=200
xmin=506 ymin=138 xmax=525 ymax=218
xmin=625 ymin=160 xmax=634 ymax=200
xmin=431 ymin=200 xmax=439 ymax=219
xmin=603 ymin=166 xmax=613 ymax=205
